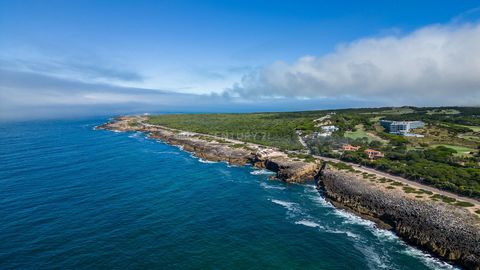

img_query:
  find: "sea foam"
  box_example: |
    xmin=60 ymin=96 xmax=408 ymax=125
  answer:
xmin=250 ymin=169 xmax=275 ymax=175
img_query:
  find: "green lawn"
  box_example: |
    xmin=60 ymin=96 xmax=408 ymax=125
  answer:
xmin=458 ymin=125 xmax=480 ymax=132
xmin=360 ymin=107 xmax=415 ymax=115
xmin=432 ymin=144 xmax=476 ymax=154
xmin=458 ymin=134 xmax=480 ymax=141
xmin=344 ymin=124 xmax=386 ymax=143
xmin=344 ymin=129 xmax=370 ymax=141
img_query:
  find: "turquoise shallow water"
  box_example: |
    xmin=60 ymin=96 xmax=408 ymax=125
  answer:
xmin=0 ymin=118 xmax=459 ymax=269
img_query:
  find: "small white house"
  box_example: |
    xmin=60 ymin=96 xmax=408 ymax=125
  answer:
xmin=311 ymin=125 xmax=338 ymax=138
xmin=321 ymin=125 xmax=338 ymax=133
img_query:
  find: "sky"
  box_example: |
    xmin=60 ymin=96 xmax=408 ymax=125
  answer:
xmin=1 ymin=0 xmax=480 ymax=120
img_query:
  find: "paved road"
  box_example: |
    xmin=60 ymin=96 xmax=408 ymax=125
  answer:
xmin=294 ymin=131 xmax=479 ymax=205
xmin=311 ymin=154 xmax=480 ymax=205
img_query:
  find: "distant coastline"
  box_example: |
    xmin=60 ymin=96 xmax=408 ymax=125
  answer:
xmin=98 ymin=115 xmax=480 ymax=270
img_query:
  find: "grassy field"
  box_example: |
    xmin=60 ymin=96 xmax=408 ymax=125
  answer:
xmin=147 ymin=112 xmax=324 ymax=150
xmin=458 ymin=125 xmax=480 ymax=132
xmin=145 ymin=107 xmax=480 ymax=198
xmin=427 ymin=109 xmax=460 ymax=115
xmin=343 ymin=124 xmax=374 ymax=142
xmin=362 ymin=107 xmax=415 ymax=115
xmin=458 ymin=134 xmax=480 ymax=142
xmin=432 ymin=144 xmax=476 ymax=154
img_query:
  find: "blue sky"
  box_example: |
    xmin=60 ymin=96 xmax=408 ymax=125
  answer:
xmin=1 ymin=0 xmax=480 ymax=120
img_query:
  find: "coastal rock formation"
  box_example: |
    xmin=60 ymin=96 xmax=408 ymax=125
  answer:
xmin=99 ymin=116 xmax=480 ymax=269
xmin=319 ymin=166 xmax=480 ymax=270
xmin=150 ymin=131 xmax=255 ymax=166
xmin=97 ymin=116 xmax=320 ymax=183
xmin=255 ymin=157 xmax=320 ymax=183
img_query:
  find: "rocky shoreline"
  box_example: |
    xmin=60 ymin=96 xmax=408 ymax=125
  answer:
xmin=98 ymin=116 xmax=480 ymax=270
xmin=319 ymin=166 xmax=480 ymax=269
xmin=96 ymin=116 xmax=320 ymax=183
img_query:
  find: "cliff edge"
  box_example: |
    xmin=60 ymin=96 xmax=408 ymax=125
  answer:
xmin=319 ymin=166 xmax=480 ymax=269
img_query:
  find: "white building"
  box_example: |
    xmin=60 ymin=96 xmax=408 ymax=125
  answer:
xmin=311 ymin=125 xmax=338 ymax=137
xmin=321 ymin=125 xmax=338 ymax=133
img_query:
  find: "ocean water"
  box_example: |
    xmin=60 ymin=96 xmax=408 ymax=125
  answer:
xmin=0 ymin=118 xmax=458 ymax=269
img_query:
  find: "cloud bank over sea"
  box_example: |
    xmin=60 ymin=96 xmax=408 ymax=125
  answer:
xmin=1 ymin=21 xmax=479 ymax=120
xmin=226 ymin=23 xmax=480 ymax=106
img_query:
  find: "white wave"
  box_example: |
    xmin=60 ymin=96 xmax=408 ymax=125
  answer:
xmin=345 ymin=231 xmax=360 ymax=239
xmin=153 ymin=151 xmax=180 ymax=155
xmin=250 ymin=169 xmax=275 ymax=175
xmin=128 ymin=132 xmax=142 ymax=138
xmin=308 ymin=194 xmax=334 ymax=208
xmin=322 ymin=227 xmax=361 ymax=239
xmin=334 ymin=208 xmax=401 ymax=243
xmin=334 ymin=209 xmax=376 ymax=227
xmin=186 ymin=153 xmax=217 ymax=164
xmin=332 ymin=206 xmax=457 ymax=269
xmin=174 ymin=145 xmax=184 ymax=150
xmin=371 ymin=228 xmax=398 ymax=242
xmin=357 ymin=243 xmax=392 ymax=270
xmin=260 ymin=182 xmax=286 ymax=190
xmin=303 ymin=185 xmax=335 ymax=209
xmin=402 ymin=246 xmax=458 ymax=270
xmin=294 ymin=218 xmax=361 ymax=240
xmin=270 ymin=199 xmax=297 ymax=211
xmin=274 ymin=183 xmax=455 ymax=270
xmin=198 ymin=158 xmax=217 ymax=164
xmin=295 ymin=219 xmax=322 ymax=228
xmin=305 ymin=184 xmax=318 ymax=191
xmin=226 ymin=164 xmax=239 ymax=168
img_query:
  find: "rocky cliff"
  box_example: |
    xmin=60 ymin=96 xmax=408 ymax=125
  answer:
xmin=319 ymin=166 xmax=480 ymax=270
xmin=97 ymin=116 xmax=320 ymax=183
xmin=98 ymin=116 xmax=480 ymax=269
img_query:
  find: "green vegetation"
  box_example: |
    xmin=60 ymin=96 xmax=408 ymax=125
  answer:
xmin=230 ymin=143 xmax=246 ymax=148
xmin=427 ymin=109 xmax=460 ymax=115
xmin=344 ymin=125 xmax=370 ymax=140
xmin=454 ymin=201 xmax=474 ymax=207
xmin=147 ymin=112 xmax=323 ymax=150
xmin=146 ymin=106 xmax=480 ymax=198
xmin=391 ymin=181 xmax=404 ymax=186
xmin=402 ymin=187 xmax=435 ymax=195
xmin=287 ymin=153 xmax=316 ymax=163
xmin=431 ymin=194 xmax=456 ymax=204
xmin=457 ymin=125 xmax=480 ymax=132
xmin=419 ymin=189 xmax=433 ymax=195
xmin=403 ymin=186 xmax=421 ymax=194
xmin=431 ymin=144 xmax=475 ymax=155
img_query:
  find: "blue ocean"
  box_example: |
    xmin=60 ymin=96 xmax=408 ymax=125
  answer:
xmin=0 ymin=118 xmax=458 ymax=269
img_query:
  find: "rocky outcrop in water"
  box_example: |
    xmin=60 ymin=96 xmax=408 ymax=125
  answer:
xmin=319 ymin=166 xmax=480 ymax=270
xmin=150 ymin=130 xmax=255 ymax=166
xmin=254 ymin=157 xmax=319 ymax=183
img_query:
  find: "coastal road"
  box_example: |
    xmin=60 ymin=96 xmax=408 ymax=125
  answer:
xmin=311 ymin=154 xmax=480 ymax=205
xmin=293 ymin=132 xmax=479 ymax=205
xmin=144 ymin=120 xmax=479 ymax=206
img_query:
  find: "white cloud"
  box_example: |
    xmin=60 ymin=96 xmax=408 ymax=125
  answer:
xmin=227 ymin=22 xmax=480 ymax=106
